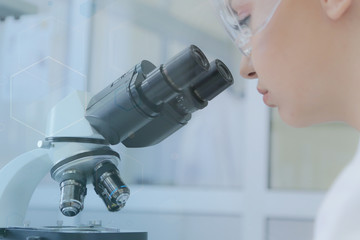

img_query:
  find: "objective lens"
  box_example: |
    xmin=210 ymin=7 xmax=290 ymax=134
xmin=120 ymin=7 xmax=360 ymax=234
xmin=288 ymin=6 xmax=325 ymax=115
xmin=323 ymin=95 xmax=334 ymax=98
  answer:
xmin=59 ymin=179 xmax=87 ymax=217
xmin=93 ymin=161 xmax=130 ymax=212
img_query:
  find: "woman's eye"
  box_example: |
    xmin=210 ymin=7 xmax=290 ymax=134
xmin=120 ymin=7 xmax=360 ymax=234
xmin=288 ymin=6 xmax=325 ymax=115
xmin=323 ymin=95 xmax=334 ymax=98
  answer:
xmin=238 ymin=15 xmax=251 ymax=26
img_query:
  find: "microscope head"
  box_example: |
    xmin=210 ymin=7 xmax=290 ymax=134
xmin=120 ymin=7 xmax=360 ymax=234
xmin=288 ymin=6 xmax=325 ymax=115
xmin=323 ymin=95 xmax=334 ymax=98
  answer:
xmin=85 ymin=45 xmax=234 ymax=147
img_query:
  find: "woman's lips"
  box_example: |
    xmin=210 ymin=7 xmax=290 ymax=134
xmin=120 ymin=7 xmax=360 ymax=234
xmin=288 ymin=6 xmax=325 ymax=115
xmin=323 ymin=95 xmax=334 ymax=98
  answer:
xmin=257 ymin=88 xmax=268 ymax=95
xmin=257 ymin=88 xmax=276 ymax=107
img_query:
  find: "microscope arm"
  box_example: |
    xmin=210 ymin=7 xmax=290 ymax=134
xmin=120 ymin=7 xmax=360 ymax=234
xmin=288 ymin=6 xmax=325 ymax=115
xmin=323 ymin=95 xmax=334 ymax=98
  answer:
xmin=0 ymin=148 xmax=52 ymax=228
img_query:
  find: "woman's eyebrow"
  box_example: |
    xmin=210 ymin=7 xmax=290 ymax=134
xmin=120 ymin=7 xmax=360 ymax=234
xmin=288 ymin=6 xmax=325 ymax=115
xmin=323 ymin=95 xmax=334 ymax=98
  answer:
xmin=229 ymin=0 xmax=236 ymax=11
xmin=230 ymin=0 xmax=252 ymax=14
xmin=227 ymin=0 xmax=242 ymax=16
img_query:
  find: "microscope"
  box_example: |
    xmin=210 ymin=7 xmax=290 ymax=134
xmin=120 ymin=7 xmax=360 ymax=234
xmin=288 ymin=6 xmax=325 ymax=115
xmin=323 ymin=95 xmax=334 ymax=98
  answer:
xmin=0 ymin=45 xmax=234 ymax=239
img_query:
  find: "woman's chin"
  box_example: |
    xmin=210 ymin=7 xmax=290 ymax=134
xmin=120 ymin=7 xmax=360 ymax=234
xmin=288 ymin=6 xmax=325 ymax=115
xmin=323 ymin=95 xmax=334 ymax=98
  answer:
xmin=278 ymin=108 xmax=319 ymax=128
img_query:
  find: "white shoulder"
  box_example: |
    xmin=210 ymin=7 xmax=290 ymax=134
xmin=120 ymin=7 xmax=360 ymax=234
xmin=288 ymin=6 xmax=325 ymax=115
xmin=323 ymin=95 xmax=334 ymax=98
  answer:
xmin=314 ymin=139 xmax=360 ymax=240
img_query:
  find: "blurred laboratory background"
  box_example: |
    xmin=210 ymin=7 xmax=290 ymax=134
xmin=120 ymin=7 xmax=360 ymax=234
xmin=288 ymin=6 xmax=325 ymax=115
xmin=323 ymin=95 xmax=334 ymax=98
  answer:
xmin=0 ymin=0 xmax=359 ymax=240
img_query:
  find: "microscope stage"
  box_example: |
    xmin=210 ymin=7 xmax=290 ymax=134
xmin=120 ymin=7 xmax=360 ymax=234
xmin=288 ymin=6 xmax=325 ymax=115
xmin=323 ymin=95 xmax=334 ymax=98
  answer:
xmin=0 ymin=226 xmax=147 ymax=240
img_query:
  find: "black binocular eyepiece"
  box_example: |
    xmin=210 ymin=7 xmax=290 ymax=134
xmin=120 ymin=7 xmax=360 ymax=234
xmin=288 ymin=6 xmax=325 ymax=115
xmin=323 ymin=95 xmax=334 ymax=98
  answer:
xmin=85 ymin=45 xmax=234 ymax=147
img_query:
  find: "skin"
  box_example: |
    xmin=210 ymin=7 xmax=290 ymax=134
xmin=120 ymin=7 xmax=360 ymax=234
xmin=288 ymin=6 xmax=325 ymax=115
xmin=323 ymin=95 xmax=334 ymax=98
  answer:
xmin=237 ymin=0 xmax=360 ymax=129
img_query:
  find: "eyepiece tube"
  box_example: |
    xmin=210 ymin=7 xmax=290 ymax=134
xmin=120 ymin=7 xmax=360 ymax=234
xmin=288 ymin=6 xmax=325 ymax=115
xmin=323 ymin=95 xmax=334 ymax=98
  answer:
xmin=193 ymin=59 xmax=234 ymax=101
xmin=139 ymin=45 xmax=210 ymax=105
xmin=162 ymin=45 xmax=210 ymax=89
xmin=93 ymin=161 xmax=130 ymax=212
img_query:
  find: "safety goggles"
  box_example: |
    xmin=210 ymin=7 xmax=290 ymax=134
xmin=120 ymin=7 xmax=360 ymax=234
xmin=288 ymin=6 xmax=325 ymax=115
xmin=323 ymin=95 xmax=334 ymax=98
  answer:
xmin=212 ymin=0 xmax=282 ymax=56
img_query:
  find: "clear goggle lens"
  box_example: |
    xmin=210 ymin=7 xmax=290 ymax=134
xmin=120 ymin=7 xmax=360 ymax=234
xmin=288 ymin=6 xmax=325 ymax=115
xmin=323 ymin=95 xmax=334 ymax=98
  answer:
xmin=212 ymin=0 xmax=282 ymax=56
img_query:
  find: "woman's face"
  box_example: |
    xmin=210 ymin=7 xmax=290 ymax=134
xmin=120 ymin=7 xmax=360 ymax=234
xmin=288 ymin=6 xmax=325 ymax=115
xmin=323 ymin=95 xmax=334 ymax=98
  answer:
xmin=236 ymin=0 xmax=352 ymax=127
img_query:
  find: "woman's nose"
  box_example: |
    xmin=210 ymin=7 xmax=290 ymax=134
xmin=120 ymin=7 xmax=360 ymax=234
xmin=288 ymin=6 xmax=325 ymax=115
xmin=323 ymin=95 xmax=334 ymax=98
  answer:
xmin=239 ymin=56 xmax=258 ymax=79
